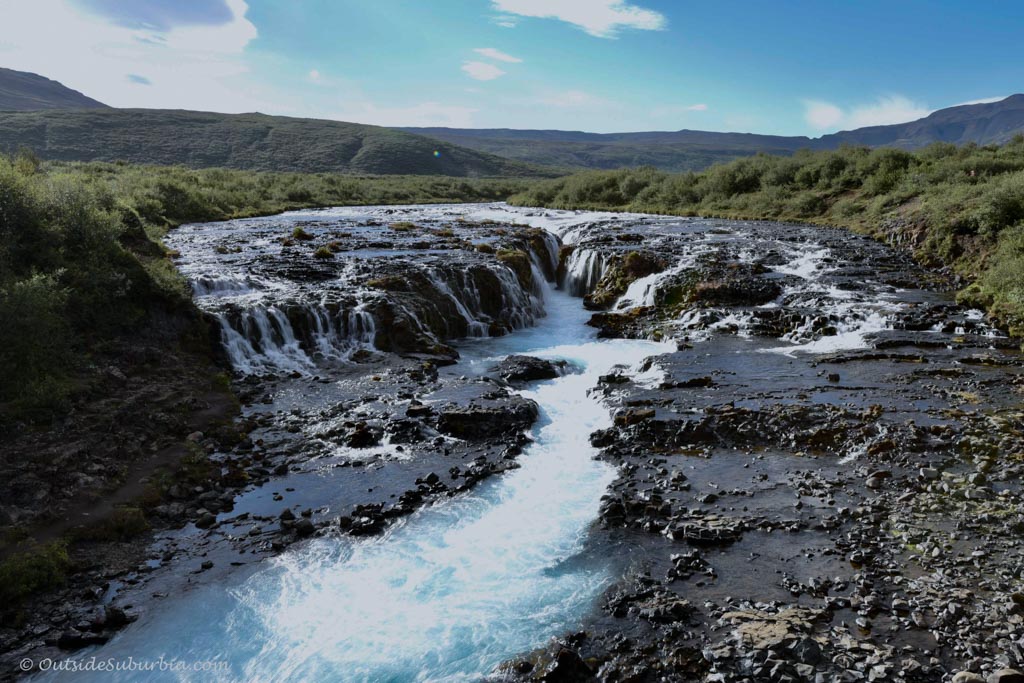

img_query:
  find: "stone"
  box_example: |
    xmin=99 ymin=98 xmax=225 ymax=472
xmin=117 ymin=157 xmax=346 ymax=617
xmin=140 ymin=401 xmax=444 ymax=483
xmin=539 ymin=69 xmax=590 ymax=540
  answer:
xmin=953 ymin=673 xmax=985 ymax=683
xmin=437 ymin=397 xmax=539 ymax=439
xmin=491 ymin=355 xmax=565 ymax=383
xmin=614 ymin=408 xmax=655 ymax=426
xmin=195 ymin=512 xmax=217 ymax=529
xmin=990 ymin=670 xmax=1024 ymax=683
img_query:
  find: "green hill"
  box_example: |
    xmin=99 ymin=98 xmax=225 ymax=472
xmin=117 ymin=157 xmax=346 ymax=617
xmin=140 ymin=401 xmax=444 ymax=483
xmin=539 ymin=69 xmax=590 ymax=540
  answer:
xmin=0 ymin=67 xmax=108 ymax=111
xmin=0 ymin=108 xmax=552 ymax=177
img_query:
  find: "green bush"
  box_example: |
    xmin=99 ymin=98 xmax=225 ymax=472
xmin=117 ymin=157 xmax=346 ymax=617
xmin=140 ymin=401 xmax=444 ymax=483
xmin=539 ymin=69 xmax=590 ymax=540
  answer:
xmin=0 ymin=541 xmax=70 ymax=607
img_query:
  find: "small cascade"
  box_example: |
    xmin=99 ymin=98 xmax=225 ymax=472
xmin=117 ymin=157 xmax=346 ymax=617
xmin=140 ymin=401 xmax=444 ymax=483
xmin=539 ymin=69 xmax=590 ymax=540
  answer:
xmin=536 ymin=230 xmax=561 ymax=278
xmin=215 ymin=303 xmax=378 ymax=374
xmin=561 ymin=248 xmax=606 ymax=296
xmin=426 ymin=269 xmax=490 ymax=338
xmin=191 ymin=273 xmax=260 ymax=296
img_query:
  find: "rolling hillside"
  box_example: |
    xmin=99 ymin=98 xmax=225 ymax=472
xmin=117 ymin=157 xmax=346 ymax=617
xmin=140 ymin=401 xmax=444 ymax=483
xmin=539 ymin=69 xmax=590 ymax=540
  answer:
xmin=0 ymin=108 xmax=551 ymax=177
xmin=820 ymin=94 xmax=1024 ymax=148
xmin=401 ymin=127 xmax=811 ymax=173
xmin=404 ymin=95 xmax=1024 ymax=172
xmin=0 ymin=67 xmax=108 ymax=111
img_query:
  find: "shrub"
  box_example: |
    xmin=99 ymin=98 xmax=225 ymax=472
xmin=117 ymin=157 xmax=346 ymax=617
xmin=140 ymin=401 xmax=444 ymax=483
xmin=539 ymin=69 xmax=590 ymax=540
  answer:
xmin=0 ymin=541 xmax=70 ymax=607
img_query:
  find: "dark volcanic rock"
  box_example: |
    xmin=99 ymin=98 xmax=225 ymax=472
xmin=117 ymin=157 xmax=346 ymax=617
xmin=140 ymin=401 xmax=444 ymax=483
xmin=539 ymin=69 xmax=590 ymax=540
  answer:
xmin=437 ymin=396 xmax=539 ymax=439
xmin=492 ymin=355 xmax=566 ymax=383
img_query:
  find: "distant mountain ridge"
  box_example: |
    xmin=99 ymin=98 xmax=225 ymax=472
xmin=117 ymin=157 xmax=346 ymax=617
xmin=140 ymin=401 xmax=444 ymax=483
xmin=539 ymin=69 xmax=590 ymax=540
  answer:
xmin=0 ymin=67 xmax=108 ymax=111
xmin=403 ymin=95 xmax=1024 ymax=172
xmin=820 ymin=94 xmax=1024 ymax=148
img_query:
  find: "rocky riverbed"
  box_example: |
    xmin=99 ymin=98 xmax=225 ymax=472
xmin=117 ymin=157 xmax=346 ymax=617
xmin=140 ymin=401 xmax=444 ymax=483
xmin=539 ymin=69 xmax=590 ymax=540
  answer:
xmin=3 ymin=203 xmax=1023 ymax=682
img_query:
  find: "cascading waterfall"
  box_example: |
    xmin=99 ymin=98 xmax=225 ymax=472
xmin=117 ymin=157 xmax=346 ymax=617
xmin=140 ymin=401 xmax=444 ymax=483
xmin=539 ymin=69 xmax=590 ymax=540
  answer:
xmin=203 ymin=244 xmax=556 ymax=375
xmin=214 ymin=304 xmax=378 ymax=374
xmin=561 ymin=248 xmax=606 ymax=296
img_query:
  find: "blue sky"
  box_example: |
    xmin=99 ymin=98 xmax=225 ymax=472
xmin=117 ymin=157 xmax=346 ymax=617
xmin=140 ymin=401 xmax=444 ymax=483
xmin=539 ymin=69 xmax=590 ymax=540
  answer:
xmin=0 ymin=0 xmax=1020 ymax=135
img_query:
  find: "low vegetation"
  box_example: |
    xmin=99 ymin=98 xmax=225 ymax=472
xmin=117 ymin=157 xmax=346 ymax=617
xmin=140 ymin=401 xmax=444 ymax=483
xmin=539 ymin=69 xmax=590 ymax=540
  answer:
xmin=0 ymin=152 xmax=533 ymax=422
xmin=0 ymin=109 xmax=555 ymax=177
xmin=510 ymin=138 xmax=1024 ymax=336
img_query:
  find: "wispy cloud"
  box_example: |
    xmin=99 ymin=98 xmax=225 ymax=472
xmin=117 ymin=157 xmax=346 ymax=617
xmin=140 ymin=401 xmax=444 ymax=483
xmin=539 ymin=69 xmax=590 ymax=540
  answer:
xmin=956 ymin=96 xmax=1007 ymax=106
xmin=307 ymin=69 xmax=322 ymax=83
xmin=803 ymin=100 xmax=844 ymax=129
xmin=473 ymin=47 xmax=522 ymax=63
xmin=126 ymin=73 xmax=151 ymax=85
xmin=847 ymin=95 xmax=931 ymax=128
xmin=491 ymin=0 xmax=665 ymax=38
xmin=461 ymin=61 xmax=506 ymax=81
xmin=803 ymin=95 xmax=930 ymax=131
xmin=686 ymin=103 xmax=708 ymax=111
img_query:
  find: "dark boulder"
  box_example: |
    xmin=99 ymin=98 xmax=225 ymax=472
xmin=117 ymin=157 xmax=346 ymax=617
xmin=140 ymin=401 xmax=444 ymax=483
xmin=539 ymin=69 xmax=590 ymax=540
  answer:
xmin=492 ymin=355 xmax=566 ymax=383
xmin=437 ymin=396 xmax=539 ymax=439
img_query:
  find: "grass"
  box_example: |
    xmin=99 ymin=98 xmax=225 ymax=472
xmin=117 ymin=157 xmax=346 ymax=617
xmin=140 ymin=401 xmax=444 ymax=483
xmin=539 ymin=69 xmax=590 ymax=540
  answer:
xmin=510 ymin=138 xmax=1024 ymax=337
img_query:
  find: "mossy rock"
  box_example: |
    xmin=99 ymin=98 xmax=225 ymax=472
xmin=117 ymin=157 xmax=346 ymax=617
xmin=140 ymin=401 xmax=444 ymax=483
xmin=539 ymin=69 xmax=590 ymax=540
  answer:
xmin=496 ymin=249 xmax=534 ymax=291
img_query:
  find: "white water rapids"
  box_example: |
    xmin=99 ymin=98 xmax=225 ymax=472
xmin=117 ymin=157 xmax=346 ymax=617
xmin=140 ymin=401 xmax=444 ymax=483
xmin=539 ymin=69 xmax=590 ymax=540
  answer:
xmin=41 ymin=282 xmax=669 ymax=682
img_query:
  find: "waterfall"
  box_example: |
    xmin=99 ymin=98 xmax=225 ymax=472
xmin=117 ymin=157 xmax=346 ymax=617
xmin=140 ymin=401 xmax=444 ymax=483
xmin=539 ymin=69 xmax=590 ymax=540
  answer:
xmin=215 ymin=303 xmax=378 ymax=375
xmin=561 ymin=248 xmax=606 ymax=296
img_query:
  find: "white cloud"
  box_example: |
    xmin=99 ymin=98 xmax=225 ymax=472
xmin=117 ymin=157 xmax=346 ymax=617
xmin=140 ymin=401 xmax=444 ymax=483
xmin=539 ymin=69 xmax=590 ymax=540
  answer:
xmin=847 ymin=95 xmax=931 ymax=128
xmin=307 ymin=69 xmax=322 ymax=83
xmin=686 ymin=103 xmax=708 ymax=111
xmin=473 ymin=47 xmax=522 ymax=63
xmin=956 ymin=96 xmax=1007 ymax=106
xmin=461 ymin=61 xmax=506 ymax=81
xmin=803 ymin=96 xmax=931 ymax=131
xmin=491 ymin=0 xmax=665 ymax=38
xmin=0 ymin=0 xmax=265 ymax=112
xmin=803 ymin=100 xmax=844 ymax=130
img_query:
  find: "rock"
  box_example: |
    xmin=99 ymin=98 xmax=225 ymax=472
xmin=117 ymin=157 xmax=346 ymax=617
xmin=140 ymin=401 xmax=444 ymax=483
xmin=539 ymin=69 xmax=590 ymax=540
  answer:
xmin=294 ymin=519 xmax=316 ymax=537
xmin=102 ymin=610 xmax=134 ymax=630
xmin=614 ymin=408 xmax=655 ymax=426
xmin=57 ymin=630 xmax=108 ymax=650
xmin=491 ymin=355 xmax=565 ymax=383
xmin=538 ymin=647 xmax=593 ymax=682
xmin=186 ymin=431 xmax=204 ymax=442
xmin=347 ymin=423 xmax=381 ymax=448
xmin=405 ymin=403 xmax=433 ymax=418
xmin=279 ymin=508 xmax=296 ymax=521
xmin=953 ymin=673 xmax=985 ymax=683
xmin=990 ymin=670 xmax=1024 ymax=683
xmin=195 ymin=512 xmax=217 ymax=529
xmin=666 ymin=517 xmax=742 ymax=545
xmin=437 ymin=397 xmax=539 ymax=439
